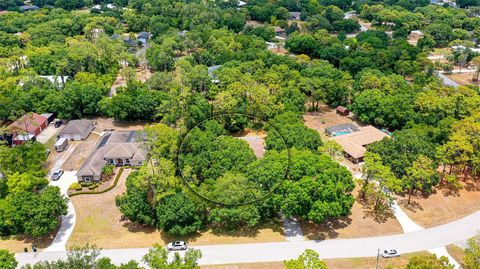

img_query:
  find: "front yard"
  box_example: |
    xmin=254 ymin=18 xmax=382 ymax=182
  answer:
xmin=67 ymin=168 xmax=284 ymax=249
xmin=301 ymin=185 xmax=403 ymax=240
xmin=398 ymin=181 xmax=480 ymax=227
xmin=201 ymin=251 xmax=427 ymax=269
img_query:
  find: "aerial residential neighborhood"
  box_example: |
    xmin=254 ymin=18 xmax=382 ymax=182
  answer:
xmin=1 ymin=0 xmax=480 ymax=268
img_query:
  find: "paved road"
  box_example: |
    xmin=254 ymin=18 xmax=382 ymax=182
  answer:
xmin=16 ymin=208 xmax=480 ymax=266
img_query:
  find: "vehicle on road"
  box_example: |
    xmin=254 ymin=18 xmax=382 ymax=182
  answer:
xmin=167 ymin=241 xmax=187 ymax=251
xmin=381 ymin=249 xmax=400 ymax=258
xmin=54 ymin=120 xmax=63 ymax=128
xmin=51 ymin=169 xmax=64 ymax=181
xmin=45 ymin=149 xmax=51 ymax=157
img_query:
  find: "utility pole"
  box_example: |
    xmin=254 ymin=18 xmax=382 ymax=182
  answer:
xmin=376 ymin=248 xmax=380 ymax=269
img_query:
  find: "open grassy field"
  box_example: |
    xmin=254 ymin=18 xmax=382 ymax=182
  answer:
xmin=68 ymin=168 xmax=284 ymax=249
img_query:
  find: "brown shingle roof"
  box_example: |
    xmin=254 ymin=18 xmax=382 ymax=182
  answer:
xmin=332 ymin=126 xmax=389 ymax=159
xmin=8 ymin=113 xmax=47 ymax=133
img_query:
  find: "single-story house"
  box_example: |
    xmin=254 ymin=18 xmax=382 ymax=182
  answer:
xmin=336 ymin=106 xmax=349 ymax=116
xmin=8 ymin=113 xmax=48 ymax=144
xmin=41 ymin=113 xmax=55 ymax=124
xmin=76 ymin=131 xmax=147 ymax=183
xmin=20 ymin=5 xmax=39 ymax=11
xmin=208 ymin=65 xmax=222 ymax=83
xmin=289 ymin=12 xmax=301 ymax=20
xmin=325 ymin=123 xmax=359 ymax=137
xmin=332 ymin=126 xmax=389 ymax=163
xmin=274 ymin=27 xmax=287 ymax=39
xmin=59 ymin=120 xmax=95 ymax=141
xmin=137 ymin=32 xmax=151 ymax=44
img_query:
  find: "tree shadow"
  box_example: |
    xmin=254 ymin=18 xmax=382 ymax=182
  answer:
xmin=122 ymin=221 xmax=157 ymax=234
xmin=3 ymin=223 xmax=61 ymax=251
xmin=397 ymin=197 xmax=424 ymax=213
xmin=302 ymin=217 xmax=351 ymax=240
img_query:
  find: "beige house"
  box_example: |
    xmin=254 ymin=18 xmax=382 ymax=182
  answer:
xmin=332 ymin=126 xmax=389 ymax=163
xmin=76 ymin=131 xmax=147 ymax=183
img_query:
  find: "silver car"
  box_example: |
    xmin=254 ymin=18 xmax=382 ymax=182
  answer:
xmin=167 ymin=241 xmax=187 ymax=251
xmin=51 ymin=169 xmax=64 ymax=181
xmin=381 ymin=249 xmax=400 ymax=258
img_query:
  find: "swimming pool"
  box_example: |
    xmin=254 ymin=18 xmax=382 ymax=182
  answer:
xmin=334 ymin=131 xmax=351 ymax=137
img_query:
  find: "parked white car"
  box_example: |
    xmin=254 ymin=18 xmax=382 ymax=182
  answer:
xmin=167 ymin=241 xmax=187 ymax=251
xmin=381 ymin=249 xmax=400 ymax=258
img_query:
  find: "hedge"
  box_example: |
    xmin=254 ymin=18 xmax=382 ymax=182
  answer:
xmin=68 ymin=168 xmax=124 ymax=197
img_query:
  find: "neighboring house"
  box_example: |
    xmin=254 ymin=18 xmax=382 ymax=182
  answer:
xmin=18 ymin=75 xmax=69 ymax=88
xmin=208 ymin=65 xmax=222 ymax=83
xmin=289 ymin=12 xmax=301 ymax=20
xmin=137 ymin=32 xmax=151 ymax=44
xmin=19 ymin=5 xmax=39 ymax=11
xmin=274 ymin=27 xmax=287 ymax=39
xmin=59 ymin=120 xmax=95 ymax=141
xmin=332 ymin=126 xmax=389 ymax=163
xmin=76 ymin=131 xmax=147 ymax=183
xmin=8 ymin=112 xmax=48 ymax=144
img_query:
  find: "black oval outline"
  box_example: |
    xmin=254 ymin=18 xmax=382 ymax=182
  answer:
xmin=176 ymin=113 xmax=291 ymax=206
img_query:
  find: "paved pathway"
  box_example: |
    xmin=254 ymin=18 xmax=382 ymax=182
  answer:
xmin=392 ymin=201 xmax=460 ymax=268
xmin=44 ymin=171 xmax=78 ymax=252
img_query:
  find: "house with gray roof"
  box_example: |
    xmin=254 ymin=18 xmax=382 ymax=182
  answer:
xmin=76 ymin=131 xmax=147 ymax=183
xmin=59 ymin=120 xmax=95 ymax=141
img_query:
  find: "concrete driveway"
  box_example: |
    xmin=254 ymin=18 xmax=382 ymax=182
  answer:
xmin=36 ymin=124 xmax=62 ymax=144
xmin=44 ymin=171 xmax=78 ymax=252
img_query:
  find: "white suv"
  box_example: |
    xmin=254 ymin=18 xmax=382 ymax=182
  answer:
xmin=167 ymin=241 xmax=187 ymax=251
xmin=381 ymin=249 xmax=400 ymax=258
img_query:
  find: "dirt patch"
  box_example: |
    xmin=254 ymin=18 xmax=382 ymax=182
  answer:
xmin=302 ymin=186 xmax=403 ymax=240
xmin=303 ymin=106 xmax=364 ymax=140
xmin=444 ymin=72 xmax=480 ymax=86
xmin=0 ymin=226 xmax=60 ymax=252
xmin=68 ymin=169 xmax=284 ymax=249
xmin=269 ymin=47 xmax=290 ymax=55
xmin=62 ymin=133 xmax=100 ymax=171
xmin=94 ymin=117 xmax=148 ymax=132
xmin=234 ymin=130 xmax=267 ymax=158
xmin=398 ymin=183 xmax=480 ymax=228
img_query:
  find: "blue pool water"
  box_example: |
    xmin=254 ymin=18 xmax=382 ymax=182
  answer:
xmin=334 ymin=131 xmax=351 ymax=137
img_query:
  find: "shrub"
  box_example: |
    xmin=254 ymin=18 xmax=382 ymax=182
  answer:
xmin=102 ymin=165 xmax=115 ymax=178
xmin=69 ymin=183 xmax=83 ymax=191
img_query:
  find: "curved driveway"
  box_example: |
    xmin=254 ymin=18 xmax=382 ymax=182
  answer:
xmin=15 ymin=208 xmax=480 ymax=266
